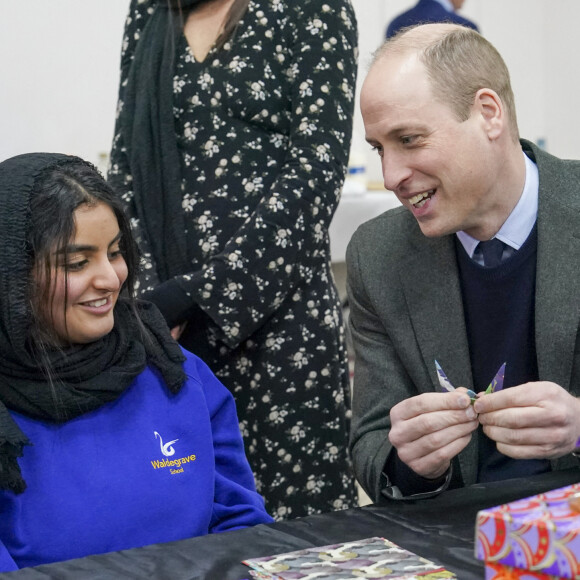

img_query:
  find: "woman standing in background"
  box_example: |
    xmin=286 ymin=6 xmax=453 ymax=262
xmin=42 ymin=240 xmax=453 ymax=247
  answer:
xmin=108 ymin=0 xmax=358 ymax=519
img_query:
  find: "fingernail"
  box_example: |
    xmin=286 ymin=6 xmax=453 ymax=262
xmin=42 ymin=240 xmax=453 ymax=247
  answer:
xmin=465 ymin=406 xmax=477 ymax=420
xmin=457 ymin=394 xmax=470 ymax=407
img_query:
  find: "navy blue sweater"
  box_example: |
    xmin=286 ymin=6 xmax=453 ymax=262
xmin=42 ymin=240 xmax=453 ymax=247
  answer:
xmin=456 ymin=225 xmax=550 ymax=481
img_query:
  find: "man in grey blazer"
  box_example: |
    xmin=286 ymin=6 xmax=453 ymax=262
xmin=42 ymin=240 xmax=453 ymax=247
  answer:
xmin=347 ymin=22 xmax=580 ymax=502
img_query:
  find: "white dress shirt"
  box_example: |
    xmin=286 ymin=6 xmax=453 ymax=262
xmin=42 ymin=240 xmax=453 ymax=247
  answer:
xmin=456 ymin=152 xmax=539 ymax=263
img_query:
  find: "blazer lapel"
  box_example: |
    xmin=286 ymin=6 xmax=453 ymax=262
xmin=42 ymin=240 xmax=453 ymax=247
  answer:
xmin=535 ymin=151 xmax=580 ymax=391
xmin=399 ymin=230 xmax=479 ymax=484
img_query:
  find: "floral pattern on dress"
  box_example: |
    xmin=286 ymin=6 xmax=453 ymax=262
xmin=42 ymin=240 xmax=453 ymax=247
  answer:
xmin=109 ymin=0 xmax=358 ymax=520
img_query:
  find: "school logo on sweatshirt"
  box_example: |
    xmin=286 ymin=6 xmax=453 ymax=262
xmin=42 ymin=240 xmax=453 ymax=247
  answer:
xmin=154 ymin=431 xmax=178 ymax=456
xmin=150 ymin=431 xmax=196 ymax=475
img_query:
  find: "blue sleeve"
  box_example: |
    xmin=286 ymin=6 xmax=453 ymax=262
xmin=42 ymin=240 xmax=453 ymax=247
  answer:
xmin=0 ymin=539 xmax=18 ymax=572
xmin=192 ymin=357 xmax=274 ymax=532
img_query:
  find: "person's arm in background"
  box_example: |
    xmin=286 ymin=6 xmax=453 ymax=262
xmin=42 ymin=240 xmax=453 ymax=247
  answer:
xmin=187 ymin=357 xmax=274 ymax=531
xmin=139 ymin=0 xmax=358 ymax=347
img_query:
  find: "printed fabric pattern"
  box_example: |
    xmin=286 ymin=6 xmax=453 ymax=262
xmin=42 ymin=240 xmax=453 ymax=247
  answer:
xmin=109 ymin=0 xmax=358 ymax=519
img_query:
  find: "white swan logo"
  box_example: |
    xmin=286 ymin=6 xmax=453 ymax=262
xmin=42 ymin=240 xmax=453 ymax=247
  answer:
xmin=154 ymin=431 xmax=179 ymax=457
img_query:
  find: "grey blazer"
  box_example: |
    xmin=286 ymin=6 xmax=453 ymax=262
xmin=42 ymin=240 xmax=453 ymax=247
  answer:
xmin=346 ymin=140 xmax=580 ymax=502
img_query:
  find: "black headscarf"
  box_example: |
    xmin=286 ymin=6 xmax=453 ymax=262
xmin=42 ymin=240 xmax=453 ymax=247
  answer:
xmin=116 ymin=0 xmax=211 ymax=281
xmin=0 ymin=152 xmax=186 ymax=494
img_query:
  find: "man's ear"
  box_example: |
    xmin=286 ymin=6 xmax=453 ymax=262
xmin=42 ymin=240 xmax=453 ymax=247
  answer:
xmin=473 ymin=88 xmax=504 ymax=141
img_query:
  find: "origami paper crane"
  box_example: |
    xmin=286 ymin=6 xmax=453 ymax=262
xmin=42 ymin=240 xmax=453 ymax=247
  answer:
xmin=435 ymin=361 xmax=505 ymax=404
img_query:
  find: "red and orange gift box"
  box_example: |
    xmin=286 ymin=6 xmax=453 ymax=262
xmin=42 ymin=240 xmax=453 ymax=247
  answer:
xmin=475 ymin=483 xmax=580 ymax=580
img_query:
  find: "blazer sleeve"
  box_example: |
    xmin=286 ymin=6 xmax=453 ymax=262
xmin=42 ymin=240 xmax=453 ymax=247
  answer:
xmin=346 ymin=223 xmax=441 ymax=502
xmin=346 ymin=231 xmax=399 ymax=502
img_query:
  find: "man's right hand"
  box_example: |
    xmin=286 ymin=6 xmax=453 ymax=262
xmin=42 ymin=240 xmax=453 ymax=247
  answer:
xmin=388 ymin=389 xmax=479 ymax=479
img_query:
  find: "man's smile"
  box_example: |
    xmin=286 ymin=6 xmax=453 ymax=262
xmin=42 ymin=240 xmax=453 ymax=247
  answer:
xmin=408 ymin=189 xmax=435 ymax=208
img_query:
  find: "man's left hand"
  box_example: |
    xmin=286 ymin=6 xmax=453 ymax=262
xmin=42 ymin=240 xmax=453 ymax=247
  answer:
xmin=474 ymin=381 xmax=580 ymax=459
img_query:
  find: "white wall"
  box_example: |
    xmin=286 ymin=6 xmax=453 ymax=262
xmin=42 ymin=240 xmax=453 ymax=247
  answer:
xmin=0 ymin=0 xmax=131 ymax=170
xmin=351 ymin=0 xmax=580 ymax=185
xmin=1 ymin=1 xmax=579 ymax=178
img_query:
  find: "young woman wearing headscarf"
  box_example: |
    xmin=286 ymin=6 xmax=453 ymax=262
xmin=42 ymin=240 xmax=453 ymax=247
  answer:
xmin=0 ymin=153 xmax=272 ymax=572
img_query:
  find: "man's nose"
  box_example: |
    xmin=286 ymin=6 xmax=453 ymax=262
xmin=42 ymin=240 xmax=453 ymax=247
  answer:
xmin=382 ymin=153 xmax=412 ymax=192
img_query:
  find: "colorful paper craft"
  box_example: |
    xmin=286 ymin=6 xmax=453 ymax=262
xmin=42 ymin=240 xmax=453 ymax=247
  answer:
xmin=243 ymin=536 xmax=457 ymax=580
xmin=435 ymin=361 xmax=506 ymax=403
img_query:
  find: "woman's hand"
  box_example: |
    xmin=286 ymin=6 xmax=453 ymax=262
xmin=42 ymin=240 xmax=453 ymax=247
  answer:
xmin=171 ymin=322 xmax=188 ymax=341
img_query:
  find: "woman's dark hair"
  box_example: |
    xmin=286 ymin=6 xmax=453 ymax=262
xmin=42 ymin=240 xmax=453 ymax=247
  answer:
xmin=27 ymin=159 xmax=140 ymax=347
xmin=168 ymin=0 xmax=250 ymax=50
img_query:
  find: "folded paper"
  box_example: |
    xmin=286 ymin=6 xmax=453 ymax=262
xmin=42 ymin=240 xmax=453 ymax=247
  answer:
xmin=243 ymin=536 xmax=457 ymax=579
xmin=475 ymin=483 xmax=580 ymax=579
xmin=435 ymin=361 xmax=505 ymax=402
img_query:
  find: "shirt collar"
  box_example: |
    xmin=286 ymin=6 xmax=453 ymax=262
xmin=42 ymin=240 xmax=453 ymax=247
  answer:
xmin=456 ymin=151 xmax=539 ymax=258
xmin=433 ymin=0 xmax=456 ymax=13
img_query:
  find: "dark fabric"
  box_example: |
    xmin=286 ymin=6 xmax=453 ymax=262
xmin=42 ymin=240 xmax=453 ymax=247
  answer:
xmin=386 ymin=0 xmax=478 ymax=38
xmin=475 ymin=238 xmax=507 ymax=268
xmin=385 ymin=449 xmax=448 ymax=495
xmin=383 ymin=447 xmax=464 ymax=500
xmin=144 ymin=278 xmax=196 ymax=328
xmin=167 ymin=0 xmax=210 ymax=9
xmin=144 ymin=278 xmax=213 ymax=342
xmin=5 ymin=468 xmax=580 ymax=580
xmin=386 ymin=0 xmax=479 ymax=38
xmin=0 ymin=152 xmax=186 ymax=495
xmin=117 ymin=0 xmax=209 ymax=281
xmin=456 ymin=224 xmax=550 ymax=482
xmin=109 ymin=0 xmax=358 ymax=518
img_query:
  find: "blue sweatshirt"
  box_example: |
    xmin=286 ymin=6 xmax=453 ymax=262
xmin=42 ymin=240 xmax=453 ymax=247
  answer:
xmin=0 ymin=349 xmax=273 ymax=572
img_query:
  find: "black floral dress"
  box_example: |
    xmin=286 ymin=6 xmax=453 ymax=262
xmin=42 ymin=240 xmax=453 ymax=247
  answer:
xmin=109 ymin=0 xmax=358 ymax=520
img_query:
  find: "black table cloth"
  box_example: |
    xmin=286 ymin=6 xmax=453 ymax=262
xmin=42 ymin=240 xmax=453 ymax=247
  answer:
xmin=5 ymin=468 xmax=580 ymax=579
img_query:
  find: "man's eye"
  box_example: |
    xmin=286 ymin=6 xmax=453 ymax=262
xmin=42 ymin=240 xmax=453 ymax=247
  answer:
xmin=401 ymin=135 xmax=417 ymax=145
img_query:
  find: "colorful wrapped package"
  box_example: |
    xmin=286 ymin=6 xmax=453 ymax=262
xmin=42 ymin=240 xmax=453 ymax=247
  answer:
xmin=475 ymin=483 xmax=580 ymax=579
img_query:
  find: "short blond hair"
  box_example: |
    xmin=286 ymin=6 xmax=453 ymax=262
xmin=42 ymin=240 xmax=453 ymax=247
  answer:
xmin=373 ymin=24 xmax=519 ymax=142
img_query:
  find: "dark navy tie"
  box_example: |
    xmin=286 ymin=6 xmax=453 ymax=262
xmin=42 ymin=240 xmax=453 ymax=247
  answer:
xmin=476 ymin=238 xmax=506 ymax=267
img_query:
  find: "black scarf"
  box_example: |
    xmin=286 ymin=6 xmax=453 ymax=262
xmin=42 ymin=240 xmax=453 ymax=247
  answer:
xmin=0 ymin=152 xmax=186 ymax=494
xmin=116 ymin=0 xmax=210 ymax=281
